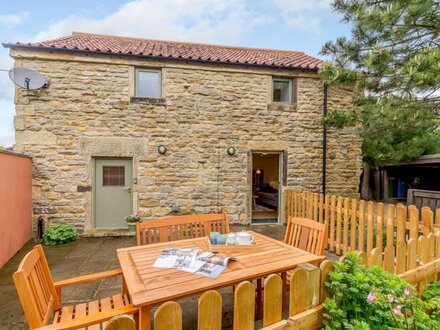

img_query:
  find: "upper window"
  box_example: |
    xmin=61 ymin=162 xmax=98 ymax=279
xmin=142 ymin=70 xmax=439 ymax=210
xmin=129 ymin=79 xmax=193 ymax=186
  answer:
xmin=272 ymin=78 xmax=292 ymax=104
xmin=136 ymin=69 xmax=161 ymax=98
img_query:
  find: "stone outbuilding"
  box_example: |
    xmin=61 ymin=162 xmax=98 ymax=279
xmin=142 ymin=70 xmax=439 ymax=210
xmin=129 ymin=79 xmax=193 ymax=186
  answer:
xmin=4 ymin=32 xmax=361 ymax=235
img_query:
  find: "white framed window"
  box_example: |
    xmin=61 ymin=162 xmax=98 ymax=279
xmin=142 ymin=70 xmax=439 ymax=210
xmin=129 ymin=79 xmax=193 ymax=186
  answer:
xmin=136 ymin=69 xmax=162 ymax=98
xmin=272 ymin=78 xmax=292 ymax=104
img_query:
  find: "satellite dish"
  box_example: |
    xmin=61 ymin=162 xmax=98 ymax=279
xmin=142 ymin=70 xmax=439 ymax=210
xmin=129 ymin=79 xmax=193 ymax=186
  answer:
xmin=8 ymin=67 xmax=46 ymax=90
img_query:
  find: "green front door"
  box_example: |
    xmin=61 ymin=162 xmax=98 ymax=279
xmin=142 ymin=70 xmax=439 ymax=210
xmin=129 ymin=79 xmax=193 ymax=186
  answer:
xmin=94 ymin=158 xmax=133 ymax=228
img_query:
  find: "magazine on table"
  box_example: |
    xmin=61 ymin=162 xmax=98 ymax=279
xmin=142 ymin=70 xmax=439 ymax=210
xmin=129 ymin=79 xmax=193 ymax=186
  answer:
xmin=152 ymin=248 xmax=198 ymax=270
xmin=153 ymin=249 xmax=234 ymax=279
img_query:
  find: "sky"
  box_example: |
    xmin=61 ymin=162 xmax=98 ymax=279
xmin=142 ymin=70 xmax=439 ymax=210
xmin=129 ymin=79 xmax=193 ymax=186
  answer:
xmin=0 ymin=0 xmax=352 ymax=147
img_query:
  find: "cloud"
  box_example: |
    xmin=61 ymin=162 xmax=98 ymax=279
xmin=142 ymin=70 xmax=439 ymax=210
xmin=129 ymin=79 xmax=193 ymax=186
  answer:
xmin=270 ymin=0 xmax=332 ymax=32
xmin=34 ymin=0 xmax=270 ymax=45
xmin=0 ymin=12 xmax=29 ymax=29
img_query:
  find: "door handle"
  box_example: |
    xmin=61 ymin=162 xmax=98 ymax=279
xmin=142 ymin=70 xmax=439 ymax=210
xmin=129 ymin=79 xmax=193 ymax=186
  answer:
xmin=124 ymin=187 xmax=132 ymax=193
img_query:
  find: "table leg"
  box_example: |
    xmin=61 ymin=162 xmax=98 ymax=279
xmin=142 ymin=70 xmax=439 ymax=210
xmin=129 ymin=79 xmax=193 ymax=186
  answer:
xmin=138 ymin=306 xmax=151 ymax=330
xmin=256 ymin=278 xmax=262 ymax=318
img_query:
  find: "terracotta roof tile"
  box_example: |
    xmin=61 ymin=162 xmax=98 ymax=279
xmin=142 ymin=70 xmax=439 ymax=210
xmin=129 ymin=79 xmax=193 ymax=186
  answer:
xmin=5 ymin=32 xmax=324 ymax=70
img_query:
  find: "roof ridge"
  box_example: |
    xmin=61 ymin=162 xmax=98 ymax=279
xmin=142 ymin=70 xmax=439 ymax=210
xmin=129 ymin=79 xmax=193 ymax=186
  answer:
xmin=71 ymin=31 xmax=305 ymax=55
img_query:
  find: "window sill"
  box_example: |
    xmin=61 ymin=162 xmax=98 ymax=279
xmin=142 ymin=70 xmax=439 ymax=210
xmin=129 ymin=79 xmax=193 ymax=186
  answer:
xmin=130 ymin=97 xmax=166 ymax=105
xmin=267 ymin=103 xmax=297 ymax=111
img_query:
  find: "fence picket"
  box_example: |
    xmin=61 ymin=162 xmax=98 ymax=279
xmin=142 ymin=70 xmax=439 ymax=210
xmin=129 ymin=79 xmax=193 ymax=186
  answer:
xmin=263 ymin=274 xmax=283 ymax=327
xmin=435 ymin=232 xmax=440 ymax=259
xmin=418 ymin=236 xmax=428 ymax=265
xmin=313 ymin=193 xmax=318 ymax=221
xmin=319 ymin=260 xmax=334 ymax=304
xmin=343 ymin=198 xmax=350 ymax=253
xmin=358 ymin=200 xmax=365 ymax=252
xmin=198 ymin=290 xmax=222 ymax=330
xmin=427 ymin=233 xmax=435 ymax=262
xmin=376 ymin=203 xmax=384 ymax=252
xmin=396 ymin=206 xmax=406 ymax=245
xmin=384 ymin=245 xmax=395 ymax=273
xmin=421 ymin=207 xmax=434 ymax=235
xmin=407 ymin=238 xmax=417 ymax=271
xmin=386 ymin=205 xmax=395 ymax=248
xmin=289 ymin=268 xmax=308 ymax=316
xmin=233 ymin=281 xmax=255 ymax=330
xmin=369 ymin=247 xmax=382 ymax=267
xmin=335 ymin=197 xmax=343 ymax=255
xmin=318 ymin=194 xmax=324 ymax=224
xmin=154 ymin=301 xmax=182 ymax=330
xmin=396 ymin=241 xmax=406 ymax=275
xmin=366 ymin=201 xmax=374 ymax=255
xmin=350 ymin=199 xmax=357 ymax=250
xmin=409 ymin=206 xmax=419 ymax=240
xmin=329 ymin=196 xmax=336 ymax=252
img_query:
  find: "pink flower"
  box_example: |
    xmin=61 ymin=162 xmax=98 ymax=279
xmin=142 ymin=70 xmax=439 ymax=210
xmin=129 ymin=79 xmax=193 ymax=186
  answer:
xmin=394 ymin=305 xmax=402 ymax=316
xmin=367 ymin=291 xmax=377 ymax=304
xmin=404 ymin=287 xmax=411 ymax=297
xmin=387 ymin=294 xmax=394 ymax=303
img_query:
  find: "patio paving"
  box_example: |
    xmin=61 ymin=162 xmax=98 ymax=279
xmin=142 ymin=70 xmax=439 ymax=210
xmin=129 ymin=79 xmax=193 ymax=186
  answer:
xmin=0 ymin=224 xmax=337 ymax=329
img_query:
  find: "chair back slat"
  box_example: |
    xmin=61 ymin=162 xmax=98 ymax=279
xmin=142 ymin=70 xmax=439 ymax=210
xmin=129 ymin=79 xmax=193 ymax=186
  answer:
xmin=284 ymin=217 xmax=327 ymax=256
xmin=13 ymin=245 xmax=60 ymax=329
xmin=137 ymin=213 xmax=229 ymax=245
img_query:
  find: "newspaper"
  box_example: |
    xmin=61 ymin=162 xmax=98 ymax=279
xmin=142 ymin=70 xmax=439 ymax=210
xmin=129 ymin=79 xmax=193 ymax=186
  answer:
xmin=153 ymin=249 xmax=233 ymax=279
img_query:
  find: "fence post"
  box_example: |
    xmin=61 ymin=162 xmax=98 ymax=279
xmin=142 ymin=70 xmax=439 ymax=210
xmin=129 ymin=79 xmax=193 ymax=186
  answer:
xmin=263 ymin=274 xmax=283 ymax=327
xmin=233 ymin=281 xmax=255 ymax=330
xmin=154 ymin=301 xmax=182 ymax=330
xmin=289 ymin=268 xmax=308 ymax=316
xmin=198 ymin=290 xmax=222 ymax=330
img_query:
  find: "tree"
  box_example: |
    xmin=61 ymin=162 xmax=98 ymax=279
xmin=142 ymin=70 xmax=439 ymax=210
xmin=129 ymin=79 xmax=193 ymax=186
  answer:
xmin=320 ymin=0 xmax=440 ymax=199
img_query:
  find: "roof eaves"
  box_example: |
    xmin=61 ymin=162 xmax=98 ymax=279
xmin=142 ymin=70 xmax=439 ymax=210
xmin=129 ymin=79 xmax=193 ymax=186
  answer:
xmin=2 ymin=43 xmax=321 ymax=72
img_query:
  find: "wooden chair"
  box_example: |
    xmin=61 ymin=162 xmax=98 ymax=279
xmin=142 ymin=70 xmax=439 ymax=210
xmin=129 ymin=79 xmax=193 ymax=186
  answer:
xmin=13 ymin=245 xmax=136 ymax=330
xmin=284 ymin=217 xmax=327 ymax=256
xmin=136 ymin=213 xmax=229 ymax=245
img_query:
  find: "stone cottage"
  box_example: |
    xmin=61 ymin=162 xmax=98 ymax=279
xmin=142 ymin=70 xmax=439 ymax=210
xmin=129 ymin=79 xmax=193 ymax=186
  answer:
xmin=4 ymin=32 xmax=361 ymax=235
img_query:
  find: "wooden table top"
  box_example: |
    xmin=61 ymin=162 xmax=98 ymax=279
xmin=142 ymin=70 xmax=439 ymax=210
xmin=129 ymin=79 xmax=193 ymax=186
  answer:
xmin=117 ymin=231 xmax=323 ymax=307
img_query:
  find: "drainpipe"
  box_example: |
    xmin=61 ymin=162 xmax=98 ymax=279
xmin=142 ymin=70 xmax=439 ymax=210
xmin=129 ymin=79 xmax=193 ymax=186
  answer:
xmin=322 ymin=84 xmax=328 ymax=196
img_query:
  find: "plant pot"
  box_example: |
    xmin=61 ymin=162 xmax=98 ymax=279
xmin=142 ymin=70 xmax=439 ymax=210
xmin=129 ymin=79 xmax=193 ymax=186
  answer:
xmin=127 ymin=222 xmax=137 ymax=232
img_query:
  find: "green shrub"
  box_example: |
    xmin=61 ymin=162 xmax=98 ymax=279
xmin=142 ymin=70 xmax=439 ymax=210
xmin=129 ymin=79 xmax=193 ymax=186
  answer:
xmin=323 ymin=251 xmax=438 ymax=329
xmin=422 ymin=281 xmax=440 ymax=321
xmin=43 ymin=223 xmax=77 ymax=246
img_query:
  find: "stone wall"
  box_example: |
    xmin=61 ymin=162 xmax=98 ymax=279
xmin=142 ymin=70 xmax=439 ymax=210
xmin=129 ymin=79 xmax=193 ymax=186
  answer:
xmin=10 ymin=49 xmax=361 ymax=234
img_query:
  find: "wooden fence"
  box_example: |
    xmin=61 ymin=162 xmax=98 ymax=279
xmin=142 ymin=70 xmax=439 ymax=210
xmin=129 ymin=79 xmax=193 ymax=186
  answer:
xmin=284 ymin=189 xmax=440 ymax=273
xmin=153 ymin=256 xmax=440 ymax=330
xmin=153 ymin=262 xmax=332 ymax=330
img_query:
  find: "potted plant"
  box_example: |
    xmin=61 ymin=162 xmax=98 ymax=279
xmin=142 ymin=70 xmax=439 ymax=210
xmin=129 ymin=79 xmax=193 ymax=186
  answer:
xmin=125 ymin=214 xmax=141 ymax=232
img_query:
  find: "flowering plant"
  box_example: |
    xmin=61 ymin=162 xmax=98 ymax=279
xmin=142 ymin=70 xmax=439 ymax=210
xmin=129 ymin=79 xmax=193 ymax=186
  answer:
xmin=323 ymin=251 xmax=438 ymax=329
xmin=124 ymin=214 xmax=142 ymax=223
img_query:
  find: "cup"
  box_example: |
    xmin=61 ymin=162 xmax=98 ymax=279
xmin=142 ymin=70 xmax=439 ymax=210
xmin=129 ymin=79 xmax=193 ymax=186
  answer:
xmin=237 ymin=231 xmax=252 ymax=245
xmin=216 ymin=235 xmax=227 ymax=245
xmin=210 ymin=232 xmax=220 ymax=245
xmin=226 ymin=233 xmax=236 ymax=245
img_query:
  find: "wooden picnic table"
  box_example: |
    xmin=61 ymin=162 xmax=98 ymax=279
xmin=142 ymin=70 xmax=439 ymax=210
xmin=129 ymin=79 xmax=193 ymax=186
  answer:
xmin=117 ymin=231 xmax=323 ymax=329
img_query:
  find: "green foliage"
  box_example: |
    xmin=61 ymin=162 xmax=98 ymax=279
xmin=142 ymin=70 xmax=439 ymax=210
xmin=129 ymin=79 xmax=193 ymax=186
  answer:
xmin=42 ymin=223 xmax=77 ymax=246
xmin=323 ymin=251 xmax=437 ymax=329
xmin=320 ymin=0 xmax=440 ymax=167
xmin=422 ymin=281 xmax=440 ymax=321
xmin=124 ymin=214 xmax=141 ymax=223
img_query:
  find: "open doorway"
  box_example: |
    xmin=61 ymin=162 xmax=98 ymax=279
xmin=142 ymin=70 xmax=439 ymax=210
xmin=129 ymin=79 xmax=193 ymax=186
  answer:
xmin=251 ymin=152 xmax=282 ymax=224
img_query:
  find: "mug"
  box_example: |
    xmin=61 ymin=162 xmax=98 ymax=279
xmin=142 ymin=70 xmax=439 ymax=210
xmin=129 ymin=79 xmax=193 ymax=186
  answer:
xmin=216 ymin=235 xmax=227 ymax=245
xmin=210 ymin=232 xmax=220 ymax=245
xmin=237 ymin=231 xmax=252 ymax=245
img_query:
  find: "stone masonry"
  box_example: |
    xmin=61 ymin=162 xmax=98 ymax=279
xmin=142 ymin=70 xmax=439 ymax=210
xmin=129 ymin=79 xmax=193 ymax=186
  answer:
xmin=9 ymin=49 xmax=362 ymax=235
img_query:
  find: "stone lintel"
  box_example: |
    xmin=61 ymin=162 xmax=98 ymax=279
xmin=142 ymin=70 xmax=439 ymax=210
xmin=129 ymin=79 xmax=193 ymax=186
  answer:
xmin=79 ymin=137 xmax=148 ymax=156
xmin=247 ymin=140 xmax=288 ymax=151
